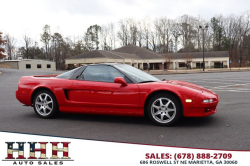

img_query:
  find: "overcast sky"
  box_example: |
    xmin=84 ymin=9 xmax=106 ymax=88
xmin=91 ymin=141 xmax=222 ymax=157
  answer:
xmin=1 ymin=0 xmax=250 ymax=46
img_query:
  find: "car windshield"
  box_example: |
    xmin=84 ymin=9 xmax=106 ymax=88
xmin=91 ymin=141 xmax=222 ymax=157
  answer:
xmin=114 ymin=64 xmax=160 ymax=83
xmin=56 ymin=67 xmax=80 ymax=79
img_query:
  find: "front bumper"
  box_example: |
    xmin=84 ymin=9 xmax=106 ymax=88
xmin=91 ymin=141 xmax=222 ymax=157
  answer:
xmin=184 ymin=105 xmax=217 ymax=117
xmin=183 ymin=91 xmax=219 ymax=117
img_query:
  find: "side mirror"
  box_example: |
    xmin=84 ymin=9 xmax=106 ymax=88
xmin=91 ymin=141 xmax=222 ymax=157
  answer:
xmin=114 ymin=77 xmax=128 ymax=86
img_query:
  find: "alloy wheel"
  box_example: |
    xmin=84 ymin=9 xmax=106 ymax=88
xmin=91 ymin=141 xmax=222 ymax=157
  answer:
xmin=35 ymin=93 xmax=53 ymax=116
xmin=151 ymin=98 xmax=176 ymax=123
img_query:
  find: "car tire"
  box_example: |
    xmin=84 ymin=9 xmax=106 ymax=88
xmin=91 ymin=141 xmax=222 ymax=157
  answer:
xmin=146 ymin=93 xmax=182 ymax=126
xmin=32 ymin=90 xmax=59 ymax=119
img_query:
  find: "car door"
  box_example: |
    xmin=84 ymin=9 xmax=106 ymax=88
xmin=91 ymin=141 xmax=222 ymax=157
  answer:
xmin=69 ymin=65 xmax=140 ymax=114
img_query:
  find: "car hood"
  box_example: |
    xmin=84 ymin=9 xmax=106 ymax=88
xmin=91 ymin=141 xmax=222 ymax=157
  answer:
xmin=159 ymin=80 xmax=215 ymax=94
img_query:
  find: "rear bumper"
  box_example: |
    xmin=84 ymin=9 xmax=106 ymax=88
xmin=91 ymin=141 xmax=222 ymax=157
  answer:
xmin=16 ymin=90 xmax=32 ymax=106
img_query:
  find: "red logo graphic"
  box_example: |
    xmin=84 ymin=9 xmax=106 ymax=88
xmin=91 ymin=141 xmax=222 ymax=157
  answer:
xmin=5 ymin=142 xmax=71 ymax=159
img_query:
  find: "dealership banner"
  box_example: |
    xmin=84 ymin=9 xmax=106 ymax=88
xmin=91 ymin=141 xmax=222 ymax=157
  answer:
xmin=0 ymin=131 xmax=249 ymax=166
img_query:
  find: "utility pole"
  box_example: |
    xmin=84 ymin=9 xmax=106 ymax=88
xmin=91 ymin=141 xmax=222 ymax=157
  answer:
xmin=175 ymin=36 xmax=178 ymax=53
xmin=173 ymin=30 xmax=181 ymax=53
xmin=199 ymin=25 xmax=208 ymax=71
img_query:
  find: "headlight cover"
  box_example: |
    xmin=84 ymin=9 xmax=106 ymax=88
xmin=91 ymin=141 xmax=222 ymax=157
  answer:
xmin=203 ymin=99 xmax=214 ymax=103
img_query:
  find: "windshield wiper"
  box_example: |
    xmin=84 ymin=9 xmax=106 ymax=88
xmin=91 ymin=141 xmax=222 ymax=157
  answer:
xmin=138 ymin=80 xmax=156 ymax=83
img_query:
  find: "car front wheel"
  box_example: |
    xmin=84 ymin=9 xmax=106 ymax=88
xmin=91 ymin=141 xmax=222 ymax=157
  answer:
xmin=147 ymin=93 xmax=182 ymax=126
xmin=33 ymin=90 xmax=59 ymax=118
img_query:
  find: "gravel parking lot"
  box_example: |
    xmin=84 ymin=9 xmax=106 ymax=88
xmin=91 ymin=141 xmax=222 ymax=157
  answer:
xmin=0 ymin=68 xmax=250 ymax=150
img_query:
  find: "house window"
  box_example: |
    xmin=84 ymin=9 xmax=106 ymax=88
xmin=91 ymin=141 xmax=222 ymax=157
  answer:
xmin=196 ymin=62 xmax=203 ymax=68
xmin=179 ymin=63 xmax=186 ymax=67
xmin=37 ymin=64 xmax=42 ymax=69
xmin=154 ymin=63 xmax=160 ymax=70
xmin=214 ymin=62 xmax=222 ymax=68
xmin=26 ymin=64 xmax=31 ymax=69
xmin=47 ymin=64 xmax=51 ymax=68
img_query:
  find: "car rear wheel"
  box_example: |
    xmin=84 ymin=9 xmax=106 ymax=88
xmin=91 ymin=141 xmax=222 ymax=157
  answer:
xmin=147 ymin=93 xmax=182 ymax=126
xmin=33 ymin=90 xmax=59 ymax=118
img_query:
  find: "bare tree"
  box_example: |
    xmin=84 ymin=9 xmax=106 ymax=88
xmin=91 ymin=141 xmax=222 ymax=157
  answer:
xmin=154 ymin=17 xmax=172 ymax=53
xmin=142 ymin=16 xmax=151 ymax=49
xmin=238 ymin=12 xmax=250 ymax=66
xmin=178 ymin=15 xmax=198 ymax=52
xmin=4 ymin=33 xmax=16 ymax=60
xmin=100 ymin=25 xmax=110 ymax=50
xmin=137 ymin=21 xmax=143 ymax=47
xmin=117 ymin=19 xmax=129 ymax=46
xmin=170 ymin=21 xmax=182 ymax=52
xmin=108 ymin=23 xmax=116 ymax=49
xmin=1 ymin=12 xmax=250 ymax=68
xmin=149 ymin=31 xmax=157 ymax=51
xmin=23 ymin=33 xmax=33 ymax=59
xmin=41 ymin=25 xmax=51 ymax=59
xmin=127 ymin=18 xmax=138 ymax=45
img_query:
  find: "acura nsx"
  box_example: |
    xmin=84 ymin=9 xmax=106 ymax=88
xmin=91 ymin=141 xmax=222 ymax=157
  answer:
xmin=16 ymin=63 xmax=219 ymax=126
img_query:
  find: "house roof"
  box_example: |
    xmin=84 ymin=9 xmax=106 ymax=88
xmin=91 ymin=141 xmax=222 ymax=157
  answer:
xmin=66 ymin=45 xmax=229 ymax=61
xmin=114 ymin=44 xmax=164 ymax=59
xmin=66 ymin=50 xmax=115 ymax=59
xmin=66 ymin=50 xmax=141 ymax=60
xmin=0 ymin=59 xmax=55 ymax=62
xmin=161 ymin=51 xmax=229 ymax=59
xmin=111 ymin=51 xmax=142 ymax=59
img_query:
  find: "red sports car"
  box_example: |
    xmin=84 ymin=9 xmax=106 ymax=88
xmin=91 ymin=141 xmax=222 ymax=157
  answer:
xmin=16 ymin=63 xmax=219 ymax=126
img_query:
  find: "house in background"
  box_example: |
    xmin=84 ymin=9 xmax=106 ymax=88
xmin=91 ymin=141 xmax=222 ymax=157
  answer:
xmin=65 ymin=45 xmax=165 ymax=70
xmin=65 ymin=44 xmax=230 ymax=70
xmin=0 ymin=59 xmax=56 ymax=71
xmin=114 ymin=45 xmax=165 ymax=70
xmin=161 ymin=51 xmax=230 ymax=69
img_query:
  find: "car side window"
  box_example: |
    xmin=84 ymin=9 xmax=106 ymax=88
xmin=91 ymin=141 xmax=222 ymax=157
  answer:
xmin=80 ymin=65 xmax=131 ymax=83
